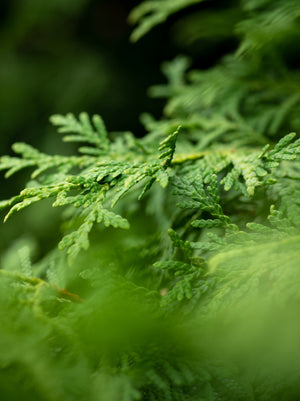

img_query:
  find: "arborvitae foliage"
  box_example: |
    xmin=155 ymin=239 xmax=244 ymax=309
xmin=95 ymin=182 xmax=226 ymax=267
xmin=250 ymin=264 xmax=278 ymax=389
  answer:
xmin=1 ymin=0 xmax=300 ymax=400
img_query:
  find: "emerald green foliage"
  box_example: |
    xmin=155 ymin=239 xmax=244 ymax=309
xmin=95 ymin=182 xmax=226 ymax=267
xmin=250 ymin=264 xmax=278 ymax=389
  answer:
xmin=0 ymin=113 xmax=181 ymax=264
xmin=1 ymin=0 xmax=300 ymax=400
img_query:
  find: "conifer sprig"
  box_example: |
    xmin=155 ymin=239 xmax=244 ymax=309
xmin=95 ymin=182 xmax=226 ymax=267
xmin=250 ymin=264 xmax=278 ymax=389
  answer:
xmin=1 ymin=110 xmax=299 ymax=265
xmin=50 ymin=112 xmax=110 ymax=154
xmin=0 ymin=115 xmax=182 ymax=263
xmin=1 ymin=1 xmax=300 ymax=399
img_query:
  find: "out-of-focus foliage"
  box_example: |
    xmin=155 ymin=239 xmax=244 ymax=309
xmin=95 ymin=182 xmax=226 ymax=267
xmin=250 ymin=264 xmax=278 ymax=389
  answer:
xmin=129 ymin=0 xmax=204 ymax=42
xmin=1 ymin=0 xmax=300 ymax=400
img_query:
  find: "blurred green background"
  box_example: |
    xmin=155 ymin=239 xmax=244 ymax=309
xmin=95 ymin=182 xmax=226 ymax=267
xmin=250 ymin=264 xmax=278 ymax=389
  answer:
xmin=0 ymin=0 xmax=238 ymax=259
xmin=0 ymin=0 xmax=170 ymax=164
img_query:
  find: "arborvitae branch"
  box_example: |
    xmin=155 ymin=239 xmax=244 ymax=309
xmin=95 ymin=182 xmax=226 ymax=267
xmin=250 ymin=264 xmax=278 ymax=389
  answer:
xmin=1 ymin=1 xmax=300 ymax=400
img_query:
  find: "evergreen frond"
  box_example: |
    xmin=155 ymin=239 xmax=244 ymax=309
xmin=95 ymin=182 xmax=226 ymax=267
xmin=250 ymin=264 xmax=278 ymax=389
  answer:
xmin=1 ymin=1 xmax=300 ymax=400
xmin=50 ymin=112 xmax=110 ymax=153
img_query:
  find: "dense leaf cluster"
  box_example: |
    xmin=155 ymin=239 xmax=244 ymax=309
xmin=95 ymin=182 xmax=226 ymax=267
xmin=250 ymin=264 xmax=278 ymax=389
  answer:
xmin=1 ymin=0 xmax=300 ymax=400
